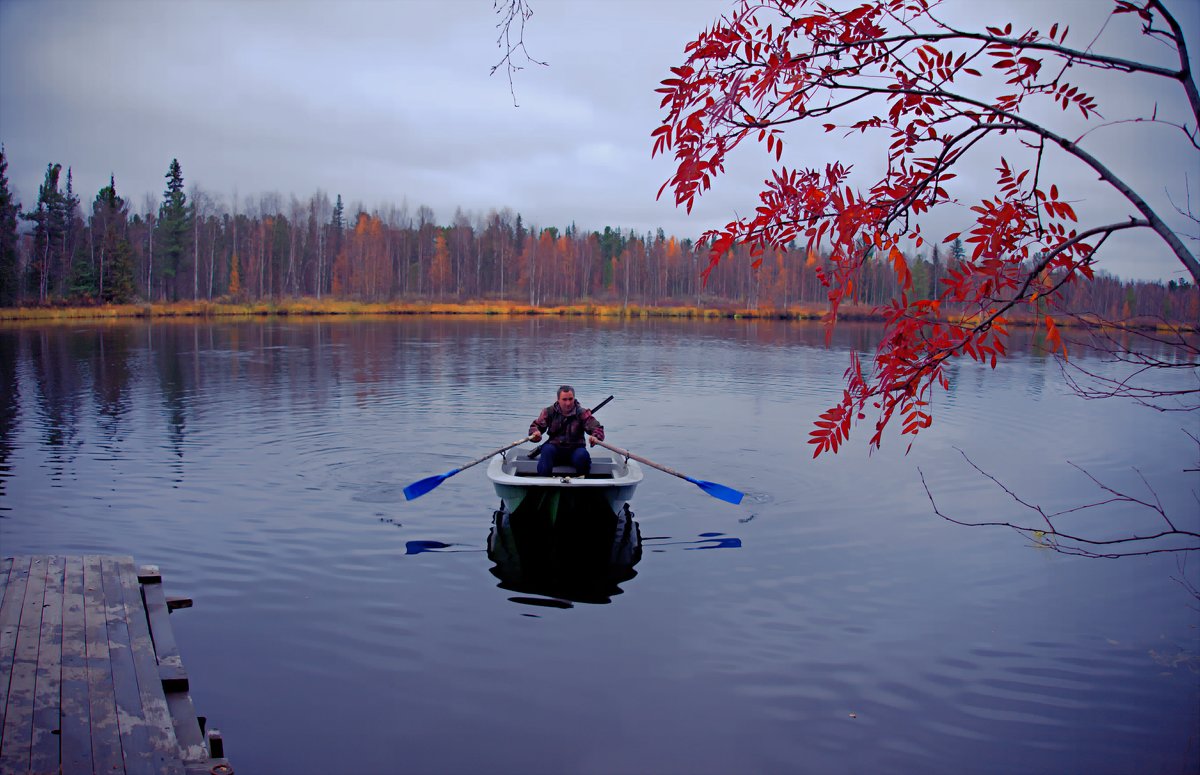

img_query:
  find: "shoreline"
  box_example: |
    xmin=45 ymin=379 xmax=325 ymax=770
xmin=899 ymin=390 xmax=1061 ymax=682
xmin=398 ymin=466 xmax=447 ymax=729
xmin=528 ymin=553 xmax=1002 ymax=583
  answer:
xmin=0 ymin=299 xmax=1192 ymax=332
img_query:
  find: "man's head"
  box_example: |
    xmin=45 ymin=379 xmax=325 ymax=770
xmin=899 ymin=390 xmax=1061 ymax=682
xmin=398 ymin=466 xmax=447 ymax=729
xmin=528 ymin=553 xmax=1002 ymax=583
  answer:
xmin=556 ymin=385 xmax=576 ymax=413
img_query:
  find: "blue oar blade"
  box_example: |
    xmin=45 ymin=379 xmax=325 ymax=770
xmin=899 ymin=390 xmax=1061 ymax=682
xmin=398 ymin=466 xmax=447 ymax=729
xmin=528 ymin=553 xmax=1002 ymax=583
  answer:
xmin=405 ymin=540 xmax=455 ymax=555
xmin=403 ymin=470 xmax=456 ymax=501
xmin=688 ymin=477 xmax=745 ymax=505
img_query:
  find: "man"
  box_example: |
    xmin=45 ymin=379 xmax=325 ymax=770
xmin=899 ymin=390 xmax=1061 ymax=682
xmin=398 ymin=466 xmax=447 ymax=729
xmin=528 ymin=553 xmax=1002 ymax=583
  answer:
xmin=529 ymin=385 xmax=605 ymax=476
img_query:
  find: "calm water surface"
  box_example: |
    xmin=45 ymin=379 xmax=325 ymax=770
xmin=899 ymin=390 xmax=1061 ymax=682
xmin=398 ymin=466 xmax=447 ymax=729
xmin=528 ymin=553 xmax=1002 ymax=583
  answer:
xmin=1 ymin=317 xmax=1197 ymax=775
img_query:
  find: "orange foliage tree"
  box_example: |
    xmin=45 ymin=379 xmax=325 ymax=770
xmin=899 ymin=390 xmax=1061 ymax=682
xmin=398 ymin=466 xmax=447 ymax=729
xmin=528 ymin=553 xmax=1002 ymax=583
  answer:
xmin=655 ymin=0 xmax=1199 ymax=458
xmin=228 ymin=253 xmax=241 ymax=297
xmin=430 ymin=232 xmax=452 ymax=298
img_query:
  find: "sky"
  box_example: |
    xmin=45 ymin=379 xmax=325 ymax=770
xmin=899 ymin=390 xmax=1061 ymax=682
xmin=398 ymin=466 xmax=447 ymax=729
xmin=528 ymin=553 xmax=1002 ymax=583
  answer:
xmin=1 ymin=0 xmax=1197 ymax=283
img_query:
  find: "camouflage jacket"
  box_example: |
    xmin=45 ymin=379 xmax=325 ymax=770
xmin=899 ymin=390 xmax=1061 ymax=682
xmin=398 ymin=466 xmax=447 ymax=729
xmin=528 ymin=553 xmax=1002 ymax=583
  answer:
xmin=529 ymin=400 xmax=605 ymax=449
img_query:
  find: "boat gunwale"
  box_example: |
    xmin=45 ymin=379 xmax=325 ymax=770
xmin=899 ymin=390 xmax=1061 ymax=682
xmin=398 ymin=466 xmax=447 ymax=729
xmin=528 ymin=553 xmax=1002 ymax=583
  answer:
xmin=486 ymin=451 xmax=644 ymax=489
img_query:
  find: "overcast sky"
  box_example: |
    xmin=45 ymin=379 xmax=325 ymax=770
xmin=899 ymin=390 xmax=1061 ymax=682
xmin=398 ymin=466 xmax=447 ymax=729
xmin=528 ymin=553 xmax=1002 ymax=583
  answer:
xmin=1 ymin=0 xmax=1197 ymax=282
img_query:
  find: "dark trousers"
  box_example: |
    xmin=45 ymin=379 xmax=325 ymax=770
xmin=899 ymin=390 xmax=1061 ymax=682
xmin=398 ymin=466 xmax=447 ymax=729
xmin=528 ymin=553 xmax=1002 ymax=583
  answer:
xmin=536 ymin=443 xmax=592 ymax=476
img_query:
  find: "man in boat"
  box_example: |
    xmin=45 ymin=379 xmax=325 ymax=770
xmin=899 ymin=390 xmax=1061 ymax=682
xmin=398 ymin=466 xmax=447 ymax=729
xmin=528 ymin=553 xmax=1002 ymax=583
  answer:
xmin=528 ymin=385 xmax=605 ymax=476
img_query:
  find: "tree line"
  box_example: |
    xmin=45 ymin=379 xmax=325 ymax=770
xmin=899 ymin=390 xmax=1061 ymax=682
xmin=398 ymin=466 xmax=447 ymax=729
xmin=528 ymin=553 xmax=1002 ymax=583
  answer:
xmin=0 ymin=149 xmax=1195 ymax=322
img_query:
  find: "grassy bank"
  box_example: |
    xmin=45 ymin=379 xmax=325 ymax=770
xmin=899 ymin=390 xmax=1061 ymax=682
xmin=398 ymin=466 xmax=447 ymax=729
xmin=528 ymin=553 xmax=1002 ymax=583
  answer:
xmin=0 ymin=298 xmax=1192 ymax=332
xmin=0 ymin=298 xmax=835 ymax=322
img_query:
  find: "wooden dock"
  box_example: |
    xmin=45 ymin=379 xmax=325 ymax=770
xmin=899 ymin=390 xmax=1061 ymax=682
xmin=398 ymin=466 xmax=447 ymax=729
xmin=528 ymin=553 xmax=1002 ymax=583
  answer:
xmin=0 ymin=556 xmax=232 ymax=775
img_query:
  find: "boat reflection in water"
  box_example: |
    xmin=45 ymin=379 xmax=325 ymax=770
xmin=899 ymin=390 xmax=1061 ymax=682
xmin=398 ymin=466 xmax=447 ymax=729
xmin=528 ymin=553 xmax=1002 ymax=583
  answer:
xmin=487 ymin=501 xmax=642 ymax=607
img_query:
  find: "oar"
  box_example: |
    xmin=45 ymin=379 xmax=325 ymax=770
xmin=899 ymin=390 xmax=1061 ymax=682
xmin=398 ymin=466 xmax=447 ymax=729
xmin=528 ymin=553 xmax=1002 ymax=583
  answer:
xmin=404 ymin=435 xmax=534 ymax=501
xmin=592 ymin=439 xmax=745 ymax=505
xmin=527 ymin=394 xmax=615 ymax=459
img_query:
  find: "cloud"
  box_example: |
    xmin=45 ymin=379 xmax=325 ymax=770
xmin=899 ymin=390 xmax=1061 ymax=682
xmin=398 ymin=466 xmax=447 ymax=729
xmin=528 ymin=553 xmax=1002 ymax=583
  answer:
xmin=1 ymin=0 xmax=1196 ymax=282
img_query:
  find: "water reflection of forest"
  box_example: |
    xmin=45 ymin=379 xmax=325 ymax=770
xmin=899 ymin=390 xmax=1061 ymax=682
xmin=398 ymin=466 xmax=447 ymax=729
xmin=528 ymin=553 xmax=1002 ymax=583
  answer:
xmin=1 ymin=318 xmax=1193 ymax=483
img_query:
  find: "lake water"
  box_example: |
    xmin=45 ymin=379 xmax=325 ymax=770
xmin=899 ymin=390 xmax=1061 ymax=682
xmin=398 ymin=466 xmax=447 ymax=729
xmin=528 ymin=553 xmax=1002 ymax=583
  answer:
xmin=1 ymin=316 xmax=1197 ymax=775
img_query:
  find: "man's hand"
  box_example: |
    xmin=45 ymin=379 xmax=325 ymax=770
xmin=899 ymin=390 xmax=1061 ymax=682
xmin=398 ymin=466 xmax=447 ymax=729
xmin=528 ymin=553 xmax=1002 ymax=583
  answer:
xmin=588 ymin=435 xmax=597 ymax=447
xmin=530 ymin=430 xmax=542 ymax=442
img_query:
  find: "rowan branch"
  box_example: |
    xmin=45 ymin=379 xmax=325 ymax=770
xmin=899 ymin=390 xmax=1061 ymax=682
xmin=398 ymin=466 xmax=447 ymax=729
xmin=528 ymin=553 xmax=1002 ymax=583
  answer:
xmin=660 ymin=0 xmax=1200 ymax=457
xmin=804 ymin=79 xmax=1200 ymax=281
xmin=666 ymin=1 xmax=1200 ymax=282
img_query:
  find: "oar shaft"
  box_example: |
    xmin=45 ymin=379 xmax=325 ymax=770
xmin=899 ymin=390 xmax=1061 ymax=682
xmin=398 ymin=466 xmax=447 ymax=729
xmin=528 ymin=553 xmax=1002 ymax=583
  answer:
xmin=593 ymin=438 xmax=744 ymax=505
xmin=461 ymin=435 xmax=535 ymax=472
xmin=405 ymin=435 xmax=536 ymax=501
xmin=592 ymin=439 xmax=689 ymax=482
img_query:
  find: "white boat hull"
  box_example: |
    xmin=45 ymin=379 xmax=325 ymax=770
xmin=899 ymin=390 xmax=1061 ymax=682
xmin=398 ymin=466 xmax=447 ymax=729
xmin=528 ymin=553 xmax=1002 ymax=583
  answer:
xmin=487 ymin=447 xmax=643 ymax=515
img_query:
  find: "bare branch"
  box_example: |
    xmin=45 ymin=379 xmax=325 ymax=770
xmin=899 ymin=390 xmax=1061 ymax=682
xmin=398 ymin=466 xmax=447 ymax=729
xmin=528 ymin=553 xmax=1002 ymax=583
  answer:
xmin=920 ymin=447 xmax=1200 ymax=558
xmin=1148 ymin=0 xmax=1200 ymax=129
xmin=1172 ymin=554 xmax=1200 ymax=608
xmin=1166 ymin=175 xmax=1200 ymax=235
xmin=491 ymin=0 xmax=547 ymax=107
xmin=1054 ymin=315 xmax=1200 ymax=412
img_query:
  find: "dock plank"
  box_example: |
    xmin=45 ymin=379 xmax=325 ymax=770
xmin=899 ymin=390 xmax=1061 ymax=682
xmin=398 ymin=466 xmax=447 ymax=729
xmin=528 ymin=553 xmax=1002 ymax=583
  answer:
xmin=60 ymin=556 xmax=93 ymax=773
xmin=142 ymin=576 xmax=208 ymax=764
xmin=142 ymin=575 xmax=188 ymax=692
xmin=0 ymin=555 xmax=47 ymax=773
xmin=30 ymin=555 xmax=65 ymax=773
xmin=117 ymin=557 xmax=186 ymax=774
xmin=101 ymin=555 xmax=162 ymax=775
xmin=2 ymin=555 xmax=230 ymax=774
xmin=0 ymin=556 xmax=30 ymax=738
xmin=83 ymin=554 xmax=124 ymax=773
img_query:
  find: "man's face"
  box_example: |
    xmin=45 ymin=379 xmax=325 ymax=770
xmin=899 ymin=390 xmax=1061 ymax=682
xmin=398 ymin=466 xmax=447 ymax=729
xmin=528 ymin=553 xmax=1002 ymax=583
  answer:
xmin=557 ymin=391 xmax=575 ymax=413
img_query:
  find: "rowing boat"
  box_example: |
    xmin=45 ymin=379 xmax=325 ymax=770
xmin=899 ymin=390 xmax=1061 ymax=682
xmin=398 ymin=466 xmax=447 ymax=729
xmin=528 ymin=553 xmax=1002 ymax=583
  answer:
xmin=486 ymin=446 xmax=643 ymax=516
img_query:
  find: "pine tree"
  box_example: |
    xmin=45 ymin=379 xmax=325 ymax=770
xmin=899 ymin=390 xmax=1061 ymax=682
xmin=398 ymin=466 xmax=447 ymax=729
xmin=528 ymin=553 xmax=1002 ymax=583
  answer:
xmin=0 ymin=147 xmax=20 ymax=306
xmin=24 ymin=163 xmax=65 ymax=303
xmin=327 ymin=194 xmax=345 ymax=296
xmin=60 ymin=168 xmax=81 ymax=298
xmin=156 ymin=159 xmax=189 ymax=300
xmin=90 ymin=177 xmax=136 ymax=303
xmin=950 ymin=237 xmax=966 ymax=263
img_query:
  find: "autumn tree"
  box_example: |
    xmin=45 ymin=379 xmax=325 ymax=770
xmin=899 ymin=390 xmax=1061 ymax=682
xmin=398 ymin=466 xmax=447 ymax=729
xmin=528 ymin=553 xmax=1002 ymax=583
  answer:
xmin=451 ymin=208 xmax=477 ymax=298
xmin=189 ymin=185 xmax=219 ymax=301
xmin=430 ymin=231 xmax=452 ymax=298
xmin=655 ymin=0 xmax=1199 ymax=554
xmin=306 ymin=191 xmax=332 ymax=299
xmin=228 ymin=252 xmax=242 ymax=297
xmin=348 ymin=211 xmax=389 ymax=298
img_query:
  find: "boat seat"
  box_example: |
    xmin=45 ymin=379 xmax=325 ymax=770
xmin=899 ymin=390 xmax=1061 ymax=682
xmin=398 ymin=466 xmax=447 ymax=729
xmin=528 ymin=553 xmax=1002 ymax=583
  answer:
xmin=509 ymin=454 xmax=617 ymax=478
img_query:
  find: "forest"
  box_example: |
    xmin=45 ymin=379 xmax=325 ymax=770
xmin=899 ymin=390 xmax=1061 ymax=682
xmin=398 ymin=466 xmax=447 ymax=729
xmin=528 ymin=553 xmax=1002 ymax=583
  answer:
xmin=0 ymin=151 xmax=1196 ymax=323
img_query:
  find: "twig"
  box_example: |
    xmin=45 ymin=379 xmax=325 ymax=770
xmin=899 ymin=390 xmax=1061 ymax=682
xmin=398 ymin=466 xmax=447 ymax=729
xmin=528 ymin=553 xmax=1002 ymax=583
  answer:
xmin=919 ymin=446 xmax=1200 ymax=558
xmin=491 ymin=0 xmax=548 ymax=107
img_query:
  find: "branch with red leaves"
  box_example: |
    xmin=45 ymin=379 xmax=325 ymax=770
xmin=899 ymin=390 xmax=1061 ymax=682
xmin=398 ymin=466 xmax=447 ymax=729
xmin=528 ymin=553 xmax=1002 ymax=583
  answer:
xmin=654 ymin=0 xmax=1200 ymax=456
